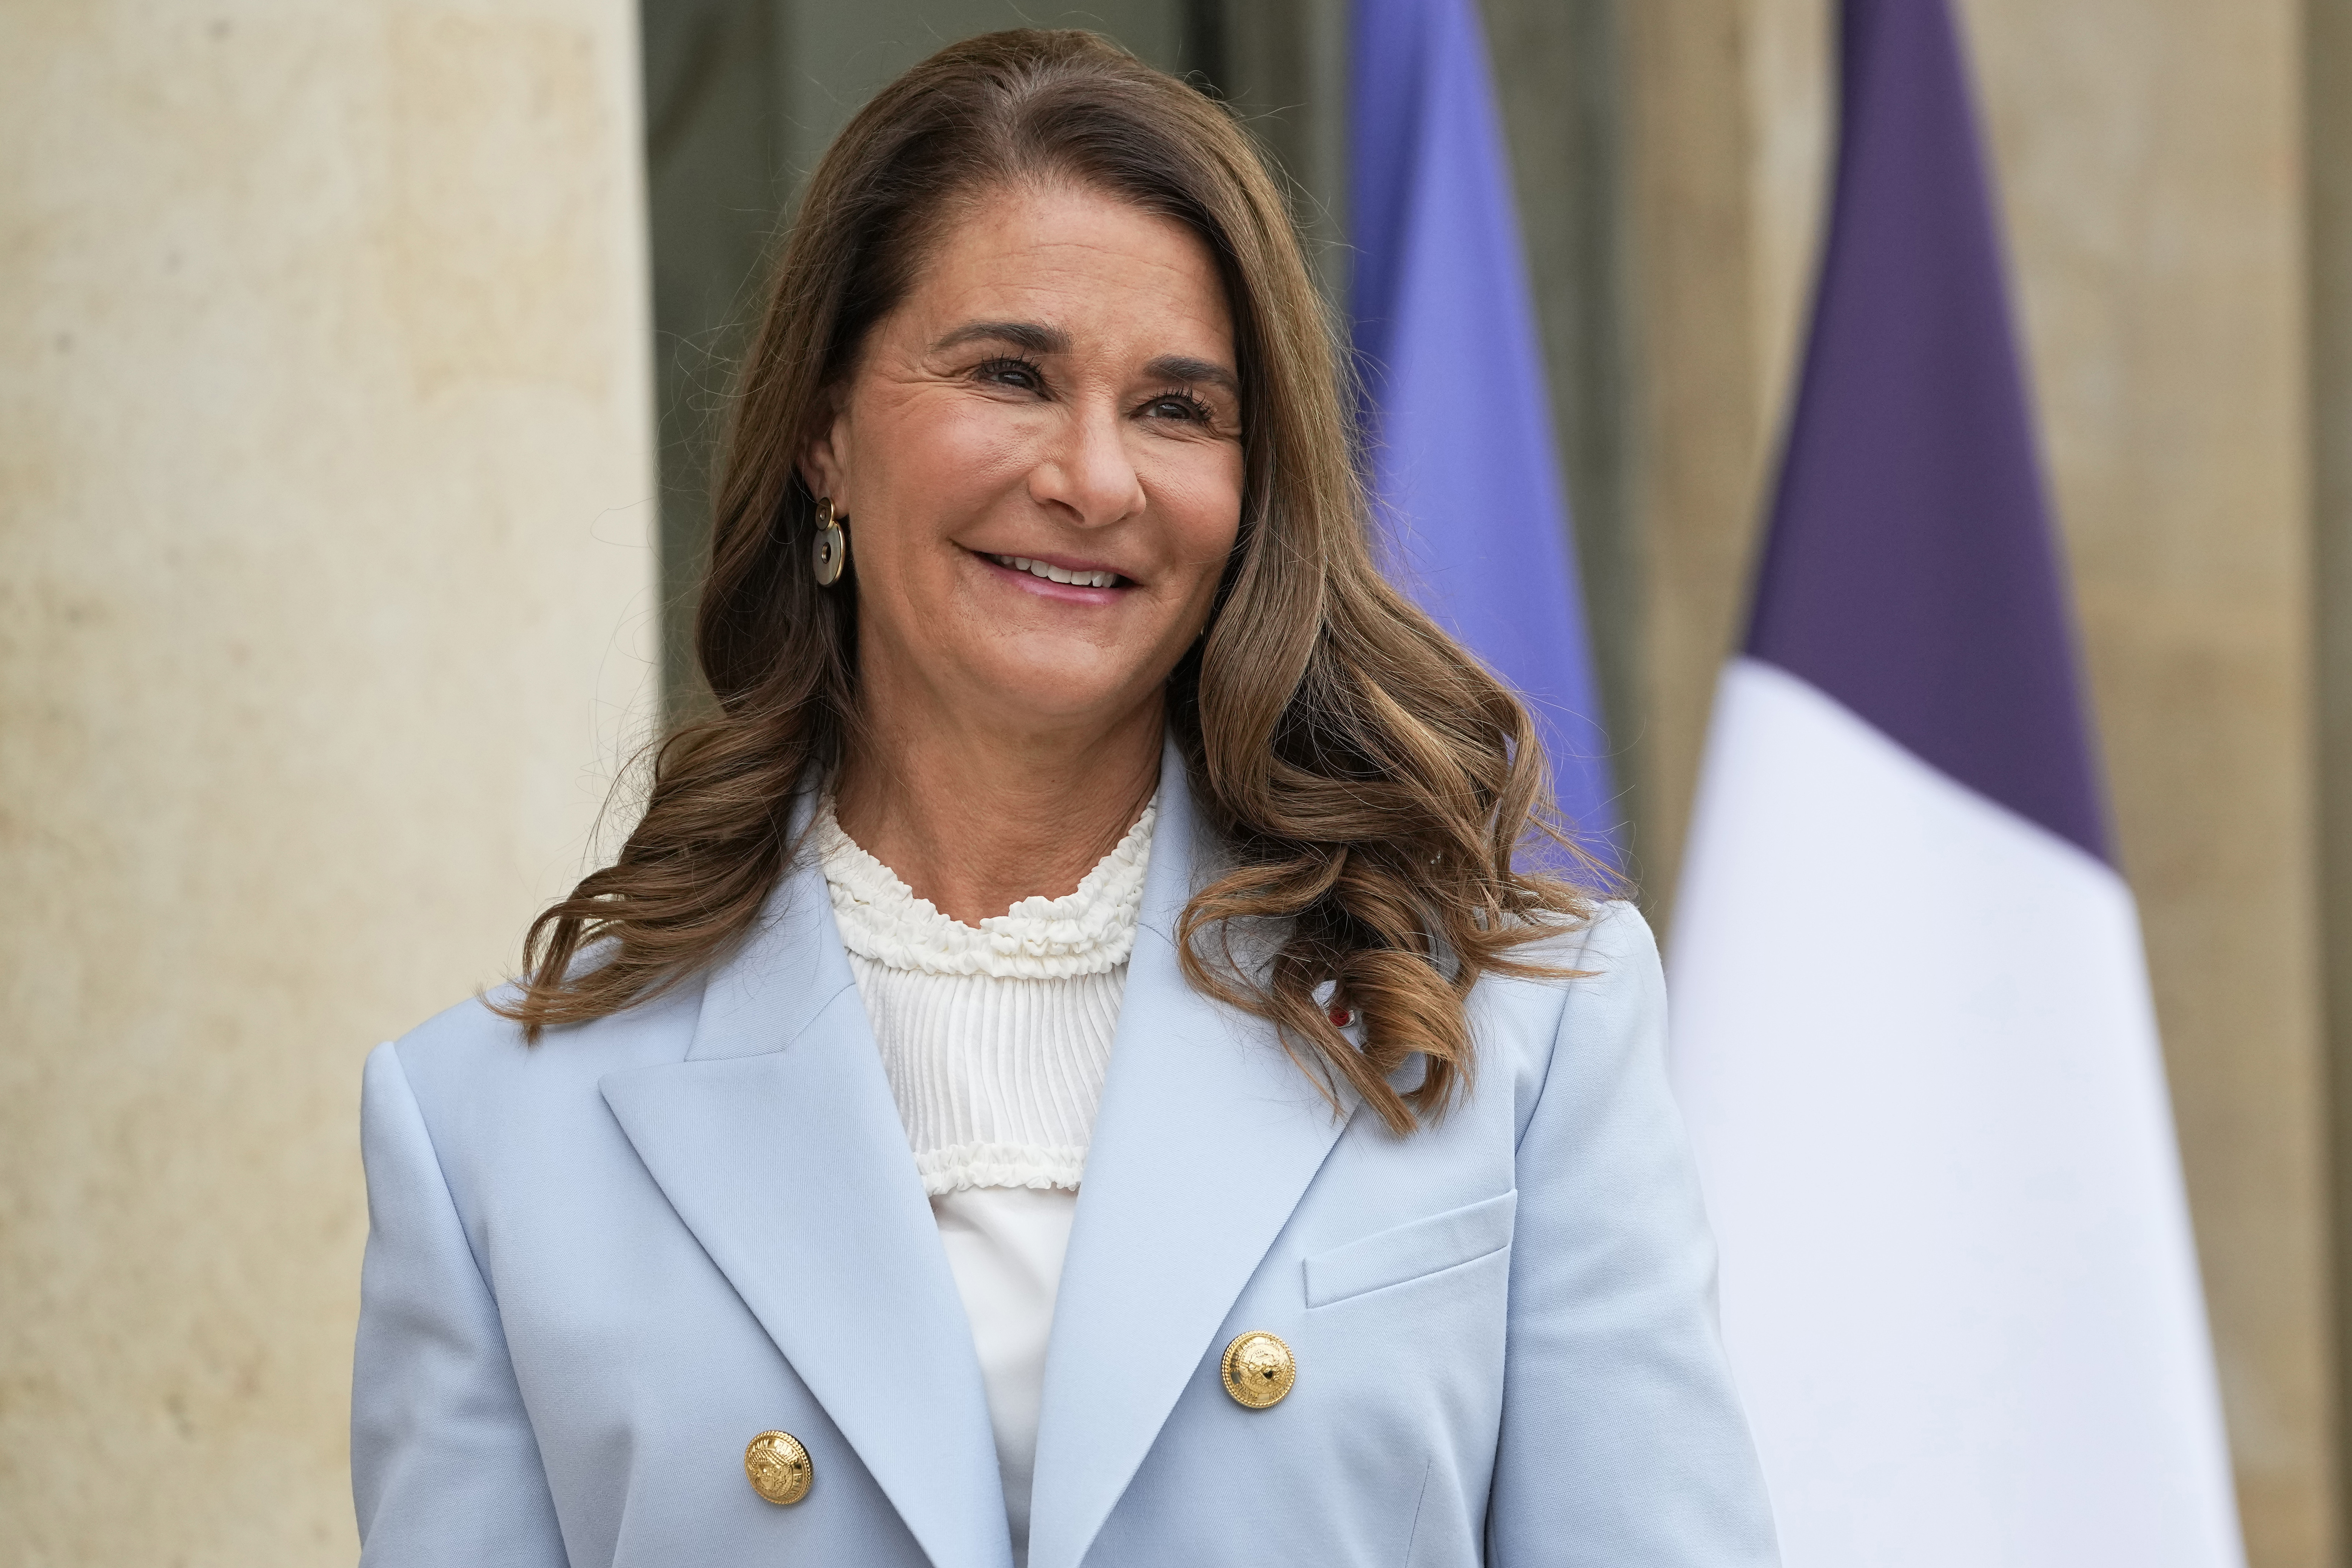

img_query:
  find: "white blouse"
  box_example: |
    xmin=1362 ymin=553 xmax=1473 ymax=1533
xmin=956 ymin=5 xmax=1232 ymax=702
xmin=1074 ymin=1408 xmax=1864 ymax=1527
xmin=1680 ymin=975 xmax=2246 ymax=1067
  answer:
xmin=814 ymin=796 xmax=1154 ymax=1566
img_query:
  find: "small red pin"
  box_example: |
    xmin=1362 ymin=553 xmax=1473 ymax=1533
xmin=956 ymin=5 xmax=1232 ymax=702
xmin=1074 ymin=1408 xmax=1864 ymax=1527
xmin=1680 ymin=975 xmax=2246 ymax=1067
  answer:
xmin=1329 ymin=1006 xmax=1354 ymax=1028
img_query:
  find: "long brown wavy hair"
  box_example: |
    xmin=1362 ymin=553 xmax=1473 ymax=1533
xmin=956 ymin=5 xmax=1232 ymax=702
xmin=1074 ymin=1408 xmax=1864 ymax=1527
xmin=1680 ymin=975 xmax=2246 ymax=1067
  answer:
xmin=498 ymin=28 xmax=1612 ymax=1133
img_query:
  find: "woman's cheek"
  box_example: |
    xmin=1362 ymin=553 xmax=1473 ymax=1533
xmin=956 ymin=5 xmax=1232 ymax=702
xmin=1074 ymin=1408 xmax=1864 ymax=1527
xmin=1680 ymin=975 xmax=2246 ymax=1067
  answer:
xmin=1156 ymin=461 xmax=1244 ymax=574
xmin=935 ymin=399 xmax=1044 ymax=487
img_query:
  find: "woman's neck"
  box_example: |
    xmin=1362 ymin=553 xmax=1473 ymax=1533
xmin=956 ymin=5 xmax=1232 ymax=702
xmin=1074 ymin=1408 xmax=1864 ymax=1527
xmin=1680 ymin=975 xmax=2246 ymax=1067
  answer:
xmin=831 ymin=694 xmax=1165 ymax=925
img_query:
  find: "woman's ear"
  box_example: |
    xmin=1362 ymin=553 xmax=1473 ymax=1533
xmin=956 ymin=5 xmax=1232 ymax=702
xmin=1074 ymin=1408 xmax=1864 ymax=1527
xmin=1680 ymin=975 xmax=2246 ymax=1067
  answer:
xmin=799 ymin=404 xmax=850 ymax=509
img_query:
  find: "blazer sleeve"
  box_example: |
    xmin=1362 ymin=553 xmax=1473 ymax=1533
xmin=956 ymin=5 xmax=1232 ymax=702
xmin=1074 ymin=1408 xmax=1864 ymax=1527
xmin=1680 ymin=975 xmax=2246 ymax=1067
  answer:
xmin=352 ymin=1040 xmax=569 ymax=1566
xmin=1488 ymin=903 xmax=1781 ymax=1566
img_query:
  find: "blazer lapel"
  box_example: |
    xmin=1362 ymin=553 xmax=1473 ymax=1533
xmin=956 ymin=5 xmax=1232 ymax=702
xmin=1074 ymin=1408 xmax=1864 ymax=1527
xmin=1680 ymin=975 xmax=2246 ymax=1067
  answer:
xmin=1025 ymin=745 xmax=1358 ymax=1568
xmin=600 ymin=824 xmax=1011 ymax=1568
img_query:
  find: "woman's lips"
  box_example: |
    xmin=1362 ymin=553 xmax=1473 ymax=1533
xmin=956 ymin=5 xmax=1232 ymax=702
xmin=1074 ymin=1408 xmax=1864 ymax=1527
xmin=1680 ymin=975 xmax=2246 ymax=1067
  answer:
xmin=983 ymin=551 xmax=1128 ymax=589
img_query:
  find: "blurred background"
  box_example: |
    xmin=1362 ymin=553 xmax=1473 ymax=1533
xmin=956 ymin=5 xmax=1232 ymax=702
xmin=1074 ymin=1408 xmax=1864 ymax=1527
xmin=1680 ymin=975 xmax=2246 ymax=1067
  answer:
xmin=3 ymin=0 xmax=2348 ymax=1562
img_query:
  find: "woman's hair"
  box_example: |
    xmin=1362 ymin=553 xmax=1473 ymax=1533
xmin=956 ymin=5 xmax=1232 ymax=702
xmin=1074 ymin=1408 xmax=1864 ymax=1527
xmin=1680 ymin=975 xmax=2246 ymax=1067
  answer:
xmin=497 ymin=28 xmax=1610 ymax=1133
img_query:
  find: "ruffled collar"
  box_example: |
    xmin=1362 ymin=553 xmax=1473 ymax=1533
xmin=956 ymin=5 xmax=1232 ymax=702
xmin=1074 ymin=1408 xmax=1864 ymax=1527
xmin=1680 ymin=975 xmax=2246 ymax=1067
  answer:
xmin=813 ymin=794 xmax=1156 ymax=979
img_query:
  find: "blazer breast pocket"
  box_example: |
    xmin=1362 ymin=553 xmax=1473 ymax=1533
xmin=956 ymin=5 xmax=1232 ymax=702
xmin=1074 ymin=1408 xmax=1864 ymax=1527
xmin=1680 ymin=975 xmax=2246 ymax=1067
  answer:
xmin=1303 ymin=1191 xmax=1518 ymax=1308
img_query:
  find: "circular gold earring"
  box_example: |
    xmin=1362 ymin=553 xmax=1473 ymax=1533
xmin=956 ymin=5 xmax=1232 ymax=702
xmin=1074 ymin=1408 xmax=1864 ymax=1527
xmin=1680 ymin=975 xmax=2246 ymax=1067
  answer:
xmin=812 ymin=496 xmax=847 ymax=586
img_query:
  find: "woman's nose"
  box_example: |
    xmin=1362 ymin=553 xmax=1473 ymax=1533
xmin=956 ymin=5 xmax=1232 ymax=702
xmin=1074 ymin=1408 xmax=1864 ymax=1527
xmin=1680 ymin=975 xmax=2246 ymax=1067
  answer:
xmin=1030 ymin=399 xmax=1147 ymax=527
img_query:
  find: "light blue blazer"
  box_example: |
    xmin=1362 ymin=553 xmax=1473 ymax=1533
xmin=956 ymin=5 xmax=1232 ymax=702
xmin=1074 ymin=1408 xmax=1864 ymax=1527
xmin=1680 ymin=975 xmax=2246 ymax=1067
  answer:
xmin=352 ymin=744 xmax=1779 ymax=1566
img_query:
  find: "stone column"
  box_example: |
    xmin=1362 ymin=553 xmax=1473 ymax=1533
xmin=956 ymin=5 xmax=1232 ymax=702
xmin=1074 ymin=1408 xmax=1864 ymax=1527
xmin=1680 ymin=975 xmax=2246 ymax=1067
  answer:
xmin=2312 ymin=0 xmax=2352 ymax=1560
xmin=0 ymin=3 xmax=656 ymax=1559
xmin=1623 ymin=0 xmax=1829 ymax=914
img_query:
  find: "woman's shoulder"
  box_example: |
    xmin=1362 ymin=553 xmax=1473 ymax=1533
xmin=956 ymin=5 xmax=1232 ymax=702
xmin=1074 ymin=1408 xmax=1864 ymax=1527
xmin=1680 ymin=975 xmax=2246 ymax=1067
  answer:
xmin=1559 ymin=896 xmax=1655 ymax=965
xmin=1468 ymin=899 xmax=1663 ymax=1091
xmin=1432 ymin=900 xmax=1678 ymax=1176
xmin=1552 ymin=898 xmax=1665 ymax=1035
xmin=378 ymin=976 xmax=705 ymax=1141
xmin=1483 ymin=898 xmax=1659 ymax=1007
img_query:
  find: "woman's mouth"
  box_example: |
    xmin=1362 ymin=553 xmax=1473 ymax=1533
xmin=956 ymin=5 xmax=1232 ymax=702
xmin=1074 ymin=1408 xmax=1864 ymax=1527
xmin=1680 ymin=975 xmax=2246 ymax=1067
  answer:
xmin=985 ymin=553 xmax=1128 ymax=589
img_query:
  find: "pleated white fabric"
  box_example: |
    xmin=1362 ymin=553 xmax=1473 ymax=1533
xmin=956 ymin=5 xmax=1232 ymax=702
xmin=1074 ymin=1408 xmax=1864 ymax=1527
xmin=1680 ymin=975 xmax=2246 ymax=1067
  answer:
xmin=814 ymin=794 xmax=1155 ymax=1568
xmin=814 ymin=794 xmax=1153 ymax=1195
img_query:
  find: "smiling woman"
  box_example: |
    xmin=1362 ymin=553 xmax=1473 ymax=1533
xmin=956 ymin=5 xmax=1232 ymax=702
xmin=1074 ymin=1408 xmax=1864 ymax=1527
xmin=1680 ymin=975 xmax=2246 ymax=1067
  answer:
xmin=348 ymin=28 xmax=1780 ymax=1568
xmin=805 ymin=183 xmax=1245 ymax=881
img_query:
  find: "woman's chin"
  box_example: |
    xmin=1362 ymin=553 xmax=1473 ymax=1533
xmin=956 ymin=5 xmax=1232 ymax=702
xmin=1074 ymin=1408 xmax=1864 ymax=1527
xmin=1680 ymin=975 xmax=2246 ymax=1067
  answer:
xmin=951 ymin=658 xmax=1169 ymax=735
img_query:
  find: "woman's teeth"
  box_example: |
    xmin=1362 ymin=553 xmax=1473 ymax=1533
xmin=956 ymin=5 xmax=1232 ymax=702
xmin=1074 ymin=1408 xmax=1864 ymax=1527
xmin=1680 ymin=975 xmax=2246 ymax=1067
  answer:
xmin=989 ymin=554 xmax=1121 ymax=589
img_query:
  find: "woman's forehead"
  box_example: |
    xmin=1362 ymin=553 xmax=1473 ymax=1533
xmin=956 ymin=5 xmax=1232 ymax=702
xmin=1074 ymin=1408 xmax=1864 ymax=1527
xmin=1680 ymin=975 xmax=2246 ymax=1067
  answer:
xmin=895 ymin=182 xmax=1233 ymax=348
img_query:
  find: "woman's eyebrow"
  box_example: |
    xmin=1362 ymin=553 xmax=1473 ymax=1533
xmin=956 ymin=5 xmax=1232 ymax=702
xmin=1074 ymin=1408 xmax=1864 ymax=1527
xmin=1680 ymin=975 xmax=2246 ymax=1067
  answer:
xmin=1146 ymin=355 xmax=1239 ymax=396
xmin=931 ymin=320 xmax=1069 ymax=355
xmin=930 ymin=324 xmax=1238 ymax=396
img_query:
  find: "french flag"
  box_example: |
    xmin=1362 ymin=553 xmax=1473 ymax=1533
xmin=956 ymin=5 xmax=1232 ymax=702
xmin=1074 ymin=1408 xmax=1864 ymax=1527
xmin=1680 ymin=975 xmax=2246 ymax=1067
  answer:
xmin=1348 ymin=0 xmax=1615 ymax=859
xmin=1666 ymin=3 xmax=2244 ymax=1562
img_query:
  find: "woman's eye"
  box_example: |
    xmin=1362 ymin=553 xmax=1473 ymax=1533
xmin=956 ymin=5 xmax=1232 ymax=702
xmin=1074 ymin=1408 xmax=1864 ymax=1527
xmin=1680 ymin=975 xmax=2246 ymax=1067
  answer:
xmin=976 ymin=357 xmax=1043 ymax=392
xmin=1144 ymin=392 xmax=1212 ymax=423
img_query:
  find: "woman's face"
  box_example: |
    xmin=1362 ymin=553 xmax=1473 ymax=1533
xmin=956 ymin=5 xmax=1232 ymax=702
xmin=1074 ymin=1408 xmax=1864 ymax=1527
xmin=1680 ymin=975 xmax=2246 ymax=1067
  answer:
xmin=805 ymin=180 xmax=1244 ymax=746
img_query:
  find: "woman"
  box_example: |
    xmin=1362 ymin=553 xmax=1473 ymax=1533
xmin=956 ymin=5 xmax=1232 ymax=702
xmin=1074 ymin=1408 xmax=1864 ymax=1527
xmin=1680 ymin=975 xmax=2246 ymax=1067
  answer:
xmin=351 ymin=29 xmax=1777 ymax=1568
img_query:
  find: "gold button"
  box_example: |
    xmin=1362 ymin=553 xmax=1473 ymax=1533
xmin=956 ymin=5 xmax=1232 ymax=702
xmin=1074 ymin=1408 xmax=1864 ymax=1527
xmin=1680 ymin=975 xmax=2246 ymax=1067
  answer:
xmin=1221 ymin=1330 xmax=1296 ymax=1409
xmin=744 ymin=1430 xmax=812 ymax=1505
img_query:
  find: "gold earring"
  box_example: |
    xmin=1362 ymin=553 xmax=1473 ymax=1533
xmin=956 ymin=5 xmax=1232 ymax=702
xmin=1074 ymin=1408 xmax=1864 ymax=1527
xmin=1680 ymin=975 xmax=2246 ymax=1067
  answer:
xmin=812 ymin=496 xmax=847 ymax=586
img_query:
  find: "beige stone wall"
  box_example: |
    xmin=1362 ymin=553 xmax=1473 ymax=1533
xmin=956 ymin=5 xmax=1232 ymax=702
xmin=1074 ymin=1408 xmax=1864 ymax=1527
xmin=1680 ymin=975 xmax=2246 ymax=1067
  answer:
xmin=1621 ymin=0 xmax=1830 ymax=918
xmin=1628 ymin=2 xmax=2330 ymax=1562
xmin=2313 ymin=0 xmax=2352 ymax=1553
xmin=0 ymin=3 xmax=656 ymax=1562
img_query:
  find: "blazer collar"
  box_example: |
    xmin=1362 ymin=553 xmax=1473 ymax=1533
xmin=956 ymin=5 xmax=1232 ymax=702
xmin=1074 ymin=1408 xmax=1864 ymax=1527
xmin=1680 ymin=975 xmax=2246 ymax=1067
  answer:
xmin=599 ymin=794 xmax=1013 ymax=1568
xmin=1025 ymin=740 xmax=1359 ymax=1568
